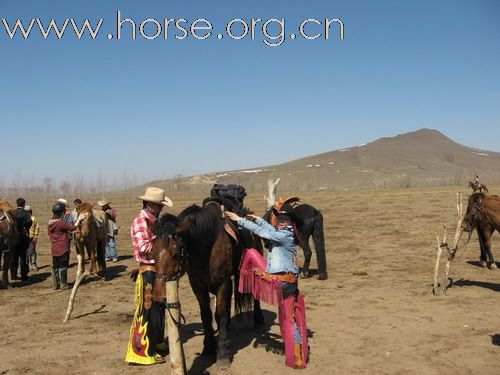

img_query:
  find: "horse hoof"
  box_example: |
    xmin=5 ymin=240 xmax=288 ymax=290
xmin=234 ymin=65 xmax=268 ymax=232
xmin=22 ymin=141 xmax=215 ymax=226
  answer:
xmin=318 ymin=273 xmax=328 ymax=280
xmin=216 ymin=357 xmax=231 ymax=369
xmin=480 ymin=261 xmax=488 ymax=268
xmin=300 ymin=272 xmax=310 ymax=279
xmin=489 ymin=263 xmax=498 ymax=270
xmin=0 ymin=284 xmax=7 ymax=290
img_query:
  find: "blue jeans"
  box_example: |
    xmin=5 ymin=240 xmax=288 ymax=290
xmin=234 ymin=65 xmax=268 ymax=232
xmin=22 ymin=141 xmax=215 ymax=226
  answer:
xmin=105 ymin=237 xmax=118 ymax=260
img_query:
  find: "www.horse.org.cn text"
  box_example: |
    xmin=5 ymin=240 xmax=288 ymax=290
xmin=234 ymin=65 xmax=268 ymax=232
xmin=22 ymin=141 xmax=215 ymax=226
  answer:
xmin=1 ymin=10 xmax=344 ymax=47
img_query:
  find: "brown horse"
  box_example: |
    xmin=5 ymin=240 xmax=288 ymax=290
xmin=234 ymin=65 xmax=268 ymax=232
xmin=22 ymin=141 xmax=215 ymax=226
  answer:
xmin=74 ymin=203 xmax=99 ymax=275
xmin=462 ymin=193 xmax=500 ymax=269
xmin=0 ymin=201 xmax=19 ymax=289
xmin=154 ymin=203 xmax=263 ymax=369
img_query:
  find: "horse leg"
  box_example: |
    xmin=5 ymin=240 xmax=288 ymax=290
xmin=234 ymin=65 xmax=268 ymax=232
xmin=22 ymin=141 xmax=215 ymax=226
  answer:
xmin=191 ymin=282 xmax=216 ymax=358
xmin=0 ymin=250 xmax=10 ymax=289
xmin=96 ymin=239 xmax=107 ymax=273
xmin=483 ymin=228 xmax=497 ymax=270
xmin=312 ymin=212 xmax=328 ymax=280
xmin=299 ymin=236 xmax=313 ymax=279
xmin=477 ymin=228 xmax=488 ymax=268
xmin=215 ymin=279 xmax=232 ymax=368
xmin=253 ymin=299 xmax=265 ymax=328
xmin=87 ymin=242 xmax=97 ymax=275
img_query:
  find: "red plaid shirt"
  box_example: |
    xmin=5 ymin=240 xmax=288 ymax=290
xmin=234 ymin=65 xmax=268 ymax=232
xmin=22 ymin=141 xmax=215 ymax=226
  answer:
xmin=130 ymin=209 xmax=156 ymax=265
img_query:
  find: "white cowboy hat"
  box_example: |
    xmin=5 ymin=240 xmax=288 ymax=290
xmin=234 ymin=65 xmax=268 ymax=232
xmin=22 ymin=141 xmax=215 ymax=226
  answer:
xmin=97 ymin=199 xmax=111 ymax=207
xmin=137 ymin=187 xmax=173 ymax=207
xmin=56 ymin=198 xmax=68 ymax=207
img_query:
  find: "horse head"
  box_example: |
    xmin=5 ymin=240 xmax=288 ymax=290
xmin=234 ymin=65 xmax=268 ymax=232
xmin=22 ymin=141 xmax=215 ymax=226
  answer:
xmin=0 ymin=202 xmax=19 ymax=248
xmin=77 ymin=203 xmax=94 ymax=237
xmin=153 ymin=214 xmax=187 ymax=282
xmin=463 ymin=193 xmax=485 ymax=232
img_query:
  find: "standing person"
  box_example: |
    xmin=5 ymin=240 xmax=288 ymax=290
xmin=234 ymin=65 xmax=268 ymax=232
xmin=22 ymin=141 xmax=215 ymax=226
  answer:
xmin=57 ymin=198 xmax=76 ymax=254
xmin=225 ymin=207 xmax=309 ymax=369
xmin=98 ymin=200 xmax=119 ymax=262
xmin=70 ymin=199 xmax=82 ymax=253
xmin=10 ymin=198 xmax=32 ymax=281
xmin=24 ymin=206 xmax=40 ymax=271
xmin=125 ymin=187 xmax=173 ymax=365
xmin=48 ymin=202 xmax=85 ymax=290
xmin=71 ymin=199 xmax=82 ymax=223
xmin=57 ymin=198 xmax=74 ymax=224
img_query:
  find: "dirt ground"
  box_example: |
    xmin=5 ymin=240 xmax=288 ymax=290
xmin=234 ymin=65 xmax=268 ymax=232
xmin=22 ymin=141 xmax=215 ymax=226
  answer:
xmin=1 ymin=187 xmax=499 ymax=375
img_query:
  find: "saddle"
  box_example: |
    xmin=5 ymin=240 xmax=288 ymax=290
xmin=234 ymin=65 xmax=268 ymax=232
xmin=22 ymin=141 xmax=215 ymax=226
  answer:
xmin=210 ymin=184 xmax=247 ymax=216
xmin=271 ymin=197 xmax=302 ymax=226
xmin=204 ymin=198 xmax=240 ymax=243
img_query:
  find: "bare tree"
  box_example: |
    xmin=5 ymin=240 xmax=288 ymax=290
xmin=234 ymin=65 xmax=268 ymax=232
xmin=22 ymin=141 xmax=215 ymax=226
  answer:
xmin=59 ymin=180 xmax=73 ymax=198
xmin=73 ymin=174 xmax=85 ymax=198
xmin=43 ymin=177 xmax=54 ymax=204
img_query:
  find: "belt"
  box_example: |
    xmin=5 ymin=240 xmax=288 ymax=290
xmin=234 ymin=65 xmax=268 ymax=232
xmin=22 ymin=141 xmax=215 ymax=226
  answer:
xmin=139 ymin=264 xmax=156 ymax=273
xmin=255 ymin=270 xmax=297 ymax=283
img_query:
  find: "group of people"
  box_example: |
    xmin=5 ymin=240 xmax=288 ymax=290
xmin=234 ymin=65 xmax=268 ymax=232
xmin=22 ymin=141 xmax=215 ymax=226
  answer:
xmin=9 ymin=197 xmax=119 ymax=289
xmin=125 ymin=187 xmax=308 ymax=369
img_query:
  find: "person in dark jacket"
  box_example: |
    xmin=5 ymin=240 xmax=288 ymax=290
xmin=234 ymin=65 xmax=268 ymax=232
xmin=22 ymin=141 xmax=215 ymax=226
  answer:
xmin=10 ymin=197 xmax=33 ymax=281
xmin=48 ymin=202 xmax=85 ymax=290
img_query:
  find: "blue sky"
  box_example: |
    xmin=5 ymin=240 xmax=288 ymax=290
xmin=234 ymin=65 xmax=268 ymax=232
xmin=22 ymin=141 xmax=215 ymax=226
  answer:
xmin=1 ymin=1 xmax=499 ymax=188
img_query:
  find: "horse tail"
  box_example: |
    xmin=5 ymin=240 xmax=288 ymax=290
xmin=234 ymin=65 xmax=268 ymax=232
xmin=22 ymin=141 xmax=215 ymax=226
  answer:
xmin=234 ymin=269 xmax=254 ymax=315
xmin=312 ymin=210 xmax=328 ymax=278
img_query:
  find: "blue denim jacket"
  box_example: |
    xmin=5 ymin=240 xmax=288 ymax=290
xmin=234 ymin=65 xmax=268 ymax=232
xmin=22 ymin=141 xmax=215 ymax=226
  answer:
xmin=238 ymin=217 xmax=299 ymax=275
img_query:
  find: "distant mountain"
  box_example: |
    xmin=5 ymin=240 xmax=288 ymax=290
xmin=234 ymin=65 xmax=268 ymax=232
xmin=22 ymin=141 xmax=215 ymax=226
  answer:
xmin=146 ymin=129 xmax=500 ymax=193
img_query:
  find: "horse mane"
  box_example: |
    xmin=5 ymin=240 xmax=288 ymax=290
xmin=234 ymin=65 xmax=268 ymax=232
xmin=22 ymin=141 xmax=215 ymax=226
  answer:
xmin=0 ymin=200 xmax=13 ymax=213
xmin=178 ymin=204 xmax=223 ymax=255
xmin=78 ymin=202 xmax=93 ymax=214
xmin=154 ymin=214 xmax=180 ymax=245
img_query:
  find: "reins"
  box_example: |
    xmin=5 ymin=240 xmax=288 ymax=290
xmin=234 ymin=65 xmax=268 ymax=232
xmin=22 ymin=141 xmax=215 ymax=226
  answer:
xmin=154 ymin=231 xmax=188 ymax=328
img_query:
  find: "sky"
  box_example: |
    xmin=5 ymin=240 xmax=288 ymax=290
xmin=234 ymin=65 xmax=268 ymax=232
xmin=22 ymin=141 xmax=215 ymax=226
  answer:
xmin=1 ymin=0 xmax=499 ymax=188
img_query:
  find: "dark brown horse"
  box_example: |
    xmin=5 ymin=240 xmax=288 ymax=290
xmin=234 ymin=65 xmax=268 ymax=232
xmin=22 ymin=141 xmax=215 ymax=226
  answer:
xmin=153 ymin=202 xmax=263 ymax=369
xmin=0 ymin=201 xmax=19 ymax=289
xmin=263 ymin=199 xmax=328 ymax=280
xmin=462 ymin=193 xmax=500 ymax=269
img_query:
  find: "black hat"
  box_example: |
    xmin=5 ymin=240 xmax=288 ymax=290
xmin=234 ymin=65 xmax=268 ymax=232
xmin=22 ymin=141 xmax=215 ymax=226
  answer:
xmin=52 ymin=202 xmax=66 ymax=214
xmin=272 ymin=204 xmax=301 ymax=225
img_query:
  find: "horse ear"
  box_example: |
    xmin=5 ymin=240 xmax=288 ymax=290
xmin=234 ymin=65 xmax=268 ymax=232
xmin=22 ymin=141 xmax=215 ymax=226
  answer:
xmin=176 ymin=219 xmax=191 ymax=237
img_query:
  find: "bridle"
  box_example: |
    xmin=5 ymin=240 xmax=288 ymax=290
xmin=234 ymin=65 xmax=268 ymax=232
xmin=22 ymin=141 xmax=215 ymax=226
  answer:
xmin=154 ymin=230 xmax=187 ymax=328
xmin=155 ymin=232 xmax=187 ymax=283
xmin=464 ymin=195 xmax=484 ymax=229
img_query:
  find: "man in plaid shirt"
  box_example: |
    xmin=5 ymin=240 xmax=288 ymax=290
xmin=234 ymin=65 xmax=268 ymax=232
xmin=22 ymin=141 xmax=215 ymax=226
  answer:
xmin=125 ymin=187 xmax=173 ymax=366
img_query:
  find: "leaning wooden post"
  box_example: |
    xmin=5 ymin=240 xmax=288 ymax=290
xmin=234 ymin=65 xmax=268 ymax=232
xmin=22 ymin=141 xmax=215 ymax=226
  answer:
xmin=63 ymin=253 xmax=87 ymax=323
xmin=443 ymin=192 xmax=465 ymax=290
xmin=433 ymin=226 xmax=446 ymax=295
xmin=165 ymin=280 xmax=187 ymax=375
xmin=265 ymin=178 xmax=281 ymax=210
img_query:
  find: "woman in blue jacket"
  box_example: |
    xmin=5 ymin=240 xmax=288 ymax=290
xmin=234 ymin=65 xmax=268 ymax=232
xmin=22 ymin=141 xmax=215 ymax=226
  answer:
xmin=225 ymin=207 xmax=308 ymax=369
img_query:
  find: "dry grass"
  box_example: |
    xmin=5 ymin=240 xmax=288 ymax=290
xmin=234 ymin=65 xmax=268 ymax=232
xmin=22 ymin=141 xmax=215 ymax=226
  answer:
xmin=0 ymin=186 xmax=499 ymax=374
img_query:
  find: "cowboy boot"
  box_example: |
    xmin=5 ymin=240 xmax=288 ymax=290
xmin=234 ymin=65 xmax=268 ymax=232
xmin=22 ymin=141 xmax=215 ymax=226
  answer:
xmin=51 ymin=267 xmax=60 ymax=290
xmin=59 ymin=267 xmax=71 ymax=290
xmin=294 ymin=344 xmax=304 ymax=368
